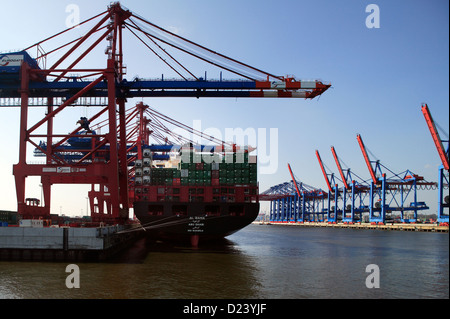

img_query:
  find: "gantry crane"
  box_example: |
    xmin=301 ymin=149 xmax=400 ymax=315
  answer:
xmin=356 ymin=134 xmax=435 ymax=224
xmin=330 ymin=146 xmax=370 ymax=223
xmin=287 ymin=163 xmax=303 ymax=199
xmin=0 ymin=3 xmax=330 ymax=223
xmin=315 ymin=150 xmax=340 ymax=222
xmin=260 ymin=165 xmax=327 ymax=223
xmin=287 ymin=163 xmax=327 ymax=221
xmin=421 ymin=103 xmax=449 ymax=224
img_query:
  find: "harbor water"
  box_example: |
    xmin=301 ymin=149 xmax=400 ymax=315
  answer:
xmin=0 ymin=224 xmax=448 ymax=299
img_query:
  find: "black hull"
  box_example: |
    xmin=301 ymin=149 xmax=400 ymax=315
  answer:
xmin=133 ymin=201 xmax=260 ymax=243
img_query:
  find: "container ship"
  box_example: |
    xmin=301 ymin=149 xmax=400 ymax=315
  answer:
xmin=8 ymin=49 xmax=260 ymax=246
xmin=32 ymin=101 xmax=260 ymax=246
xmin=132 ymin=145 xmax=259 ymax=246
xmin=4 ymin=3 xmax=331 ymax=248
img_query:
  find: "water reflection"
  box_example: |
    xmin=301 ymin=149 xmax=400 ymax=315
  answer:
xmin=101 ymin=236 xmax=264 ymax=299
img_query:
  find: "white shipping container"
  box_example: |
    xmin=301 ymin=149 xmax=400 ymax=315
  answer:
xmin=19 ymin=219 xmax=44 ymax=228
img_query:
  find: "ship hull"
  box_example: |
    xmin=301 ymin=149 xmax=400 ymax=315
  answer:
xmin=133 ymin=201 xmax=260 ymax=243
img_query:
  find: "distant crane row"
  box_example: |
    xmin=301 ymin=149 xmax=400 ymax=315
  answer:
xmin=263 ymin=105 xmax=447 ymax=225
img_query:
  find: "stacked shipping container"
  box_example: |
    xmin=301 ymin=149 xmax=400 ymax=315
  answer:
xmin=179 ymin=151 xmax=257 ymax=187
xmin=133 ymin=149 xmax=258 ymax=204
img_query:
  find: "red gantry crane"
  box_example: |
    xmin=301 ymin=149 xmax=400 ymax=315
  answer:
xmin=330 ymin=146 xmax=370 ymax=223
xmin=315 ymin=150 xmax=340 ymax=222
xmin=356 ymin=134 xmax=436 ymax=224
xmin=287 ymin=163 xmax=303 ymax=198
xmin=421 ymin=103 xmax=449 ymax=224
xmin=0 ymin=3 xmax=330 ymax=223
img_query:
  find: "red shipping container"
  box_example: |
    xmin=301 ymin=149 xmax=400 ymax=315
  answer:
xmin=179 ymin=187 xmax=189 ymax=202
xmin=148 ymin=186 xmax=158 ymax=201
xmin=211 ymin=170 xmax=219 ymax=179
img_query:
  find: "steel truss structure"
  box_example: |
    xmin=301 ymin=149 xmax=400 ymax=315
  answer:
xmin=357 ymin=134 xmax=436 ymax=224
xmin=264 ymin=135 xmax=437 ymax=225
xmin=260 ymin=164 xmax=328 ymax=222
xmin=0 ymin=3 xmax=330 ymax=223
xmin=330 ymin=146 xmax=370 ymax=223
xmin=315 ymin=149 xmax=341 ymax=222
xmin=316 ymin=148 xmax=369 ymax=224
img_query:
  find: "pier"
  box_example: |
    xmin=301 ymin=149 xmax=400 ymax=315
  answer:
xmin=0 ymin=224 xmax=143 ymax=262
xmin=254 ymin=221 xmax=449 ymax=233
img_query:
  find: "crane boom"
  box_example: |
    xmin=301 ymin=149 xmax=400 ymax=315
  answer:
xmin=331 ymin=146 xmax=350 ymax=190
xmin=421 ymin=104 xmax=449 ymax=170
xmin=0 ymin=79 xmax=330 ymax=100
xmin=356 ymin=134 xmax=378 ymax=184
xmin=315 ymin=150 xmax=333 ymax=192
xmin=287 ymin=163 xmax=302 ymax=197
xmin=0 ymin=4 xmax=331 ymax=102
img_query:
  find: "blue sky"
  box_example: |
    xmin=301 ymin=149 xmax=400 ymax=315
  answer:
xmin=0 ymin=0 xmax=448 ymax=216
